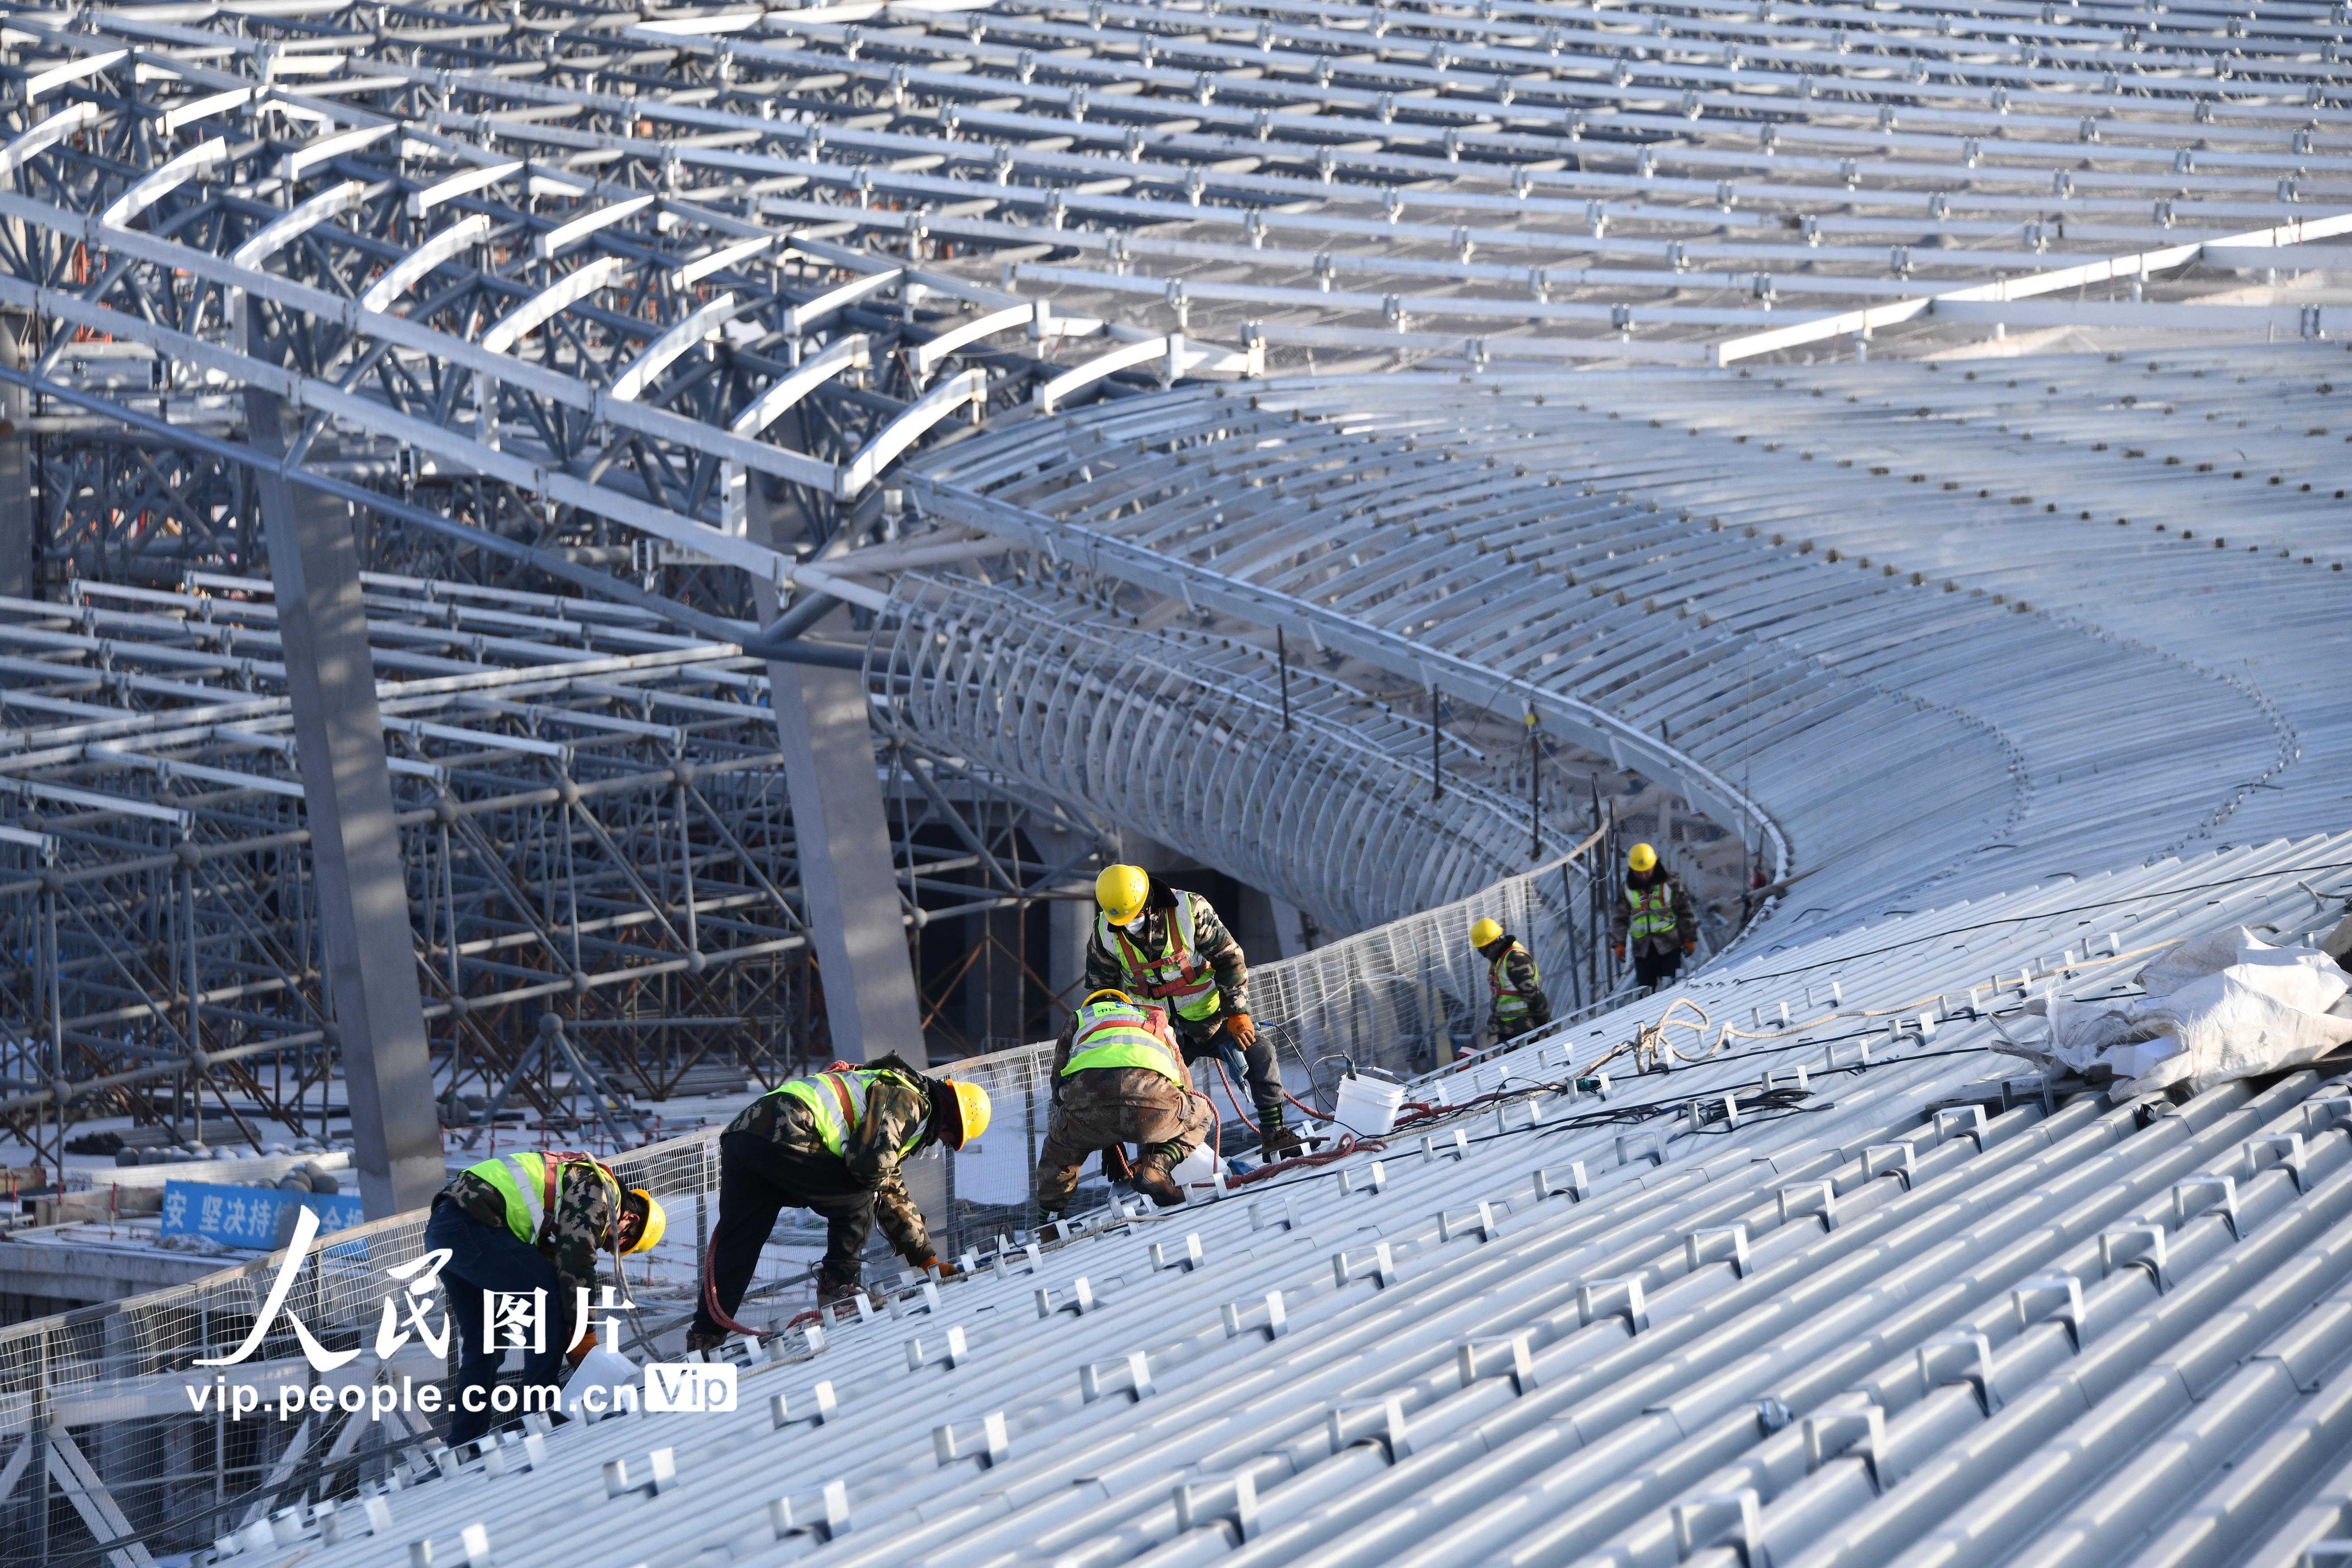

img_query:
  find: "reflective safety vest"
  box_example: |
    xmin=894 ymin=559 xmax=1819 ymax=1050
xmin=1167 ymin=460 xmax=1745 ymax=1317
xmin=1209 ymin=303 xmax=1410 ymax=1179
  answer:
xmin=1062 ymin=997 xmax=1184 ymax=1085
xmin=467 ymin=1151 xmax=617 ymax=1249
xmin=1099 ymin=890 xmax=1222 ymax=1023
xmin=1487 ymin=939 xmax=1540 ymax=1021
xmin=773 ymin=1069 xmax=926 ymax=1161
xmin=1624 ymin=879 xmax=1679 ymax=943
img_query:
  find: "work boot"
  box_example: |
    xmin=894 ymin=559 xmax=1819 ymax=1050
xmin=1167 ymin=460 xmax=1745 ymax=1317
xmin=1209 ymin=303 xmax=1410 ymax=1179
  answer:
xmin=1259 ymin=1118 xmax=1305 ymax=1163
xmin=816 ymin=1269 xmax=862 ymax=1312
xmin=1130 ymin=1158 xmax=1186 ymax=1209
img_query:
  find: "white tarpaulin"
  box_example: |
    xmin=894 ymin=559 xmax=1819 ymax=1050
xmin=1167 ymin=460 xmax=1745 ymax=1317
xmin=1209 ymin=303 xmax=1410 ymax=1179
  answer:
xmin=1997 ymin=927 xmax=2352 ymax=1097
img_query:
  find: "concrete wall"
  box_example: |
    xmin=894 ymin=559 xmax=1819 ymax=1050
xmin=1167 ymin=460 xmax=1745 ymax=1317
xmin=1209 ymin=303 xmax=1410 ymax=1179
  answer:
xmin=0 ymin=1230 xmax=227 ymax=1323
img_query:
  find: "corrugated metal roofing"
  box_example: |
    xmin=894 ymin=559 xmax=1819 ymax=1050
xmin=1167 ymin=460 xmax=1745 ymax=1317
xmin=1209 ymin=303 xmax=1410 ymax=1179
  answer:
xmin=24 ymin=0 xmax=2344 ymax=1559
xmin=257 ymin=832 xmax=2352 ymax=1568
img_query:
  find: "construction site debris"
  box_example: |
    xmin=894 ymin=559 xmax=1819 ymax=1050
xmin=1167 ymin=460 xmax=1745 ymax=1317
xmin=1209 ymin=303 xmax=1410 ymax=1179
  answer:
xmin=1996 ymin=928 xmax=2352 ymax=1096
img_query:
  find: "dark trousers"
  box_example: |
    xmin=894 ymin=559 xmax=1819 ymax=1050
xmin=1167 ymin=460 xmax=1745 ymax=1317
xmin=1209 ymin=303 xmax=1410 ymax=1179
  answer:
xmin=425 ymin=1198 xmax=563 ymax=1448
xmin=692 ymin=1131 xmax=877 ymax=1338
xmin=1176 ymin=1018 xmax=1283 ymax=1120
xmin=1634 ymin=948 xmax=1683 ymax=992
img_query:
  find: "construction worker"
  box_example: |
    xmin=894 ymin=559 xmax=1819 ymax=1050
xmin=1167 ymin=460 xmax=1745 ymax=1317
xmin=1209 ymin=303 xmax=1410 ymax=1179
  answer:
xmin=1611 ymin=842 xmax=1698 ymax=994
xmin=1087 ymin=864 xmax=1302 ymax=1160
xmin=424 ymin=1151 xmax=664 ymax=1446
xmin=1471 ymin=917 xmax=1551 ymax=1042
xmin=684 ymin=1054 xmax=990 ymax=1350
xmin=1037 ymin=990 xmax=1216 ymax=1221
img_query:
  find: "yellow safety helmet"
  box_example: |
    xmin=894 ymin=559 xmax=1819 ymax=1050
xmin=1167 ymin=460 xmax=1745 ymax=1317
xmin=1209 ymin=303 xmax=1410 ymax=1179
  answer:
xmin=1470 ymin=917 xmax=1505 ymax=948
xmin=1095 ymin=863 xmax=1151 ymax=925
xmin=939 ymin=1079 xmax=993 ymax=1149
xmin=1627 ymin=842 xmax=1659 ymax=874
xmin=624 ymin=1190 xmax=665 ymax=1255
xmin=1082 ymin=989 xmax=1136 ymax=1011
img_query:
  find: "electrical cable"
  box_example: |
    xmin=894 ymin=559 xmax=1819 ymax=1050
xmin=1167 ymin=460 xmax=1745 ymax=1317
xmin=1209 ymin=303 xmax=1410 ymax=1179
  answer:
xmin=1211 ymin=1056 xmax=1262 ymax=1136
xmin=1282 ymin=1086 xmax=1331 ymax=1123
xmin=1485 ymin=932 xmax=2186 ymax=1095
xmin=699 ymin=1241 xmax=776 ymax=1343
xmin=1228 ymin=1129 xmax=1387 ymax=1185
xmin=1200 ymin=1056 xmax=1393 ymax=1182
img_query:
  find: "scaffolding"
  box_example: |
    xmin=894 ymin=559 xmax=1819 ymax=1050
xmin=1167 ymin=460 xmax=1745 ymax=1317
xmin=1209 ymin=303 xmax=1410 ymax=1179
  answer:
xmin=0 ymin=569 xmax=1112 ymax=1179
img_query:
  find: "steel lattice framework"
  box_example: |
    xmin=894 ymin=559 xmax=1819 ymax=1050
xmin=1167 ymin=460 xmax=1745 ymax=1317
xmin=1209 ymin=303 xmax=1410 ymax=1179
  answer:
xmin=0 ymin=570 xmax=1119 ymax=1172
xmin=0 ymin=1 xmax=2345 ymax=1566
xmin=0 ymin=0 xmax=2339 ymax=586
xmin=878 ymin=572 xmax=1584 ymax=934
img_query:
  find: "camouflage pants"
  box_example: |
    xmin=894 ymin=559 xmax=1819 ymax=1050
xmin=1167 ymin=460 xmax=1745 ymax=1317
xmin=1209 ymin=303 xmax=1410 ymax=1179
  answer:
xmin=1036 ymin=1067 xmax=1215 ymax=1211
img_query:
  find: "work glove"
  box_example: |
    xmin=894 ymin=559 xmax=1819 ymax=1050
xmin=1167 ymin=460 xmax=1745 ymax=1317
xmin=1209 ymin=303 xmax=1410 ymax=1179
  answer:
xmin=566 ymin=1331 xmax=598 ymax=1368
xmin=681 ymin=1327 xmax=726 ymax=1355
xmin=1224 ymin=1012 xmax=1258 ymax=1048
xmin=1683 ymin=940 xmax=1697 ymax=955
xmin=1613 ymin=944 xmax=1625 ymax=960
xmin=1101 ymin=1144 xmax=1135 ymax=1183
xmin=912 ymin=1253 xmax=964 ymax=1282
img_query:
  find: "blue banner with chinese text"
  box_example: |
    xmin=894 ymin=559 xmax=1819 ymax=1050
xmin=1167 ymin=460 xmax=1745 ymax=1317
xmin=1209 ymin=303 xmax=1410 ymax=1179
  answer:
xmin=159 ymin=1180 xmax=366 ymax=1250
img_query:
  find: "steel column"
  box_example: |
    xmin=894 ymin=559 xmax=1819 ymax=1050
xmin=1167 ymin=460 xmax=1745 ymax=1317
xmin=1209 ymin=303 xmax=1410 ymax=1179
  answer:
xmin=245 ymin=390 xmax=442 ymax=1216
xmin=744 ymin=479 xmax=927 ymax=1063
xmin=0 ymin=318 xmax=30 ymax=599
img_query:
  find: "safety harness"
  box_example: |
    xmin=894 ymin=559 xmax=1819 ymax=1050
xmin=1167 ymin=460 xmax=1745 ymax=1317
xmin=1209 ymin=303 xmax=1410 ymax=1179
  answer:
xmin=1100 ymin=890 xmax=1222 ymax=1022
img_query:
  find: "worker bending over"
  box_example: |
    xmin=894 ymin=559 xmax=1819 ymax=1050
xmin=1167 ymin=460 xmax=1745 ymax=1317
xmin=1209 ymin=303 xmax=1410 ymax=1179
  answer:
xmin=1087 ymin=865 xmax=1301 ymax=1160
xmin=426 ymin=1151 xmax=664 ymax=1446
xmin=684 ymin=1055 xmax=989 ymax=1351
xmin=1471 ymin=917 xmax=1551 ymax=1042
xmin=1611 ymin=842 xmax=1698 ymax=994
xmin=1037 ymin=989 xmax=1215 ymax=1219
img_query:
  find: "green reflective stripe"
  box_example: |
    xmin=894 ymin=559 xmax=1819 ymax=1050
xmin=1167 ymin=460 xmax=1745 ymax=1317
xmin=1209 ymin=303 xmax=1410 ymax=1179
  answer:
xmin=1063 ymin=1006 xmax=1183 ymax=1083
xmin=1066 ymin=1032 xmax=1181 ymax=1079
xmin=773 ymin=1071 xmax=925 ymax=1161
xmin=777 ymin=1078 xmax=843 ymax=1155
xmin=1625 ymin=882 xmax=1677 ymax=940
xmin=1099 ymin=890 xmax=1221 ymax=1022
xmin=1488 ymin=941 xmax=1540 ymax=1020
xmin=468 ymin=1151 xmax=547 ymax=1246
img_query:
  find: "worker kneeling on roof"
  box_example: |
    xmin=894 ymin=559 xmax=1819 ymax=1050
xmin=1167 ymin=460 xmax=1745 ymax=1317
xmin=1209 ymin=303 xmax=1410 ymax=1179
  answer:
xmin=1089 ymin=863 xmax=1301 ymax=1161
xmin=426 ymin=1150 xmax=663 ymax=1447
xmin=1037 ymin=989 xmax=1216 ymax=1221
xmin=684 ymin=1054 xmax=989 ymax=1352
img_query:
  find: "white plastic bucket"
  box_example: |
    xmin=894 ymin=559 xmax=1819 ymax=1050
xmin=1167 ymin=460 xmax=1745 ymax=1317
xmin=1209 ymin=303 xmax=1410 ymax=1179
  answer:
xmin=1329 ymin=1075 xmax=1406 ymax=1137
